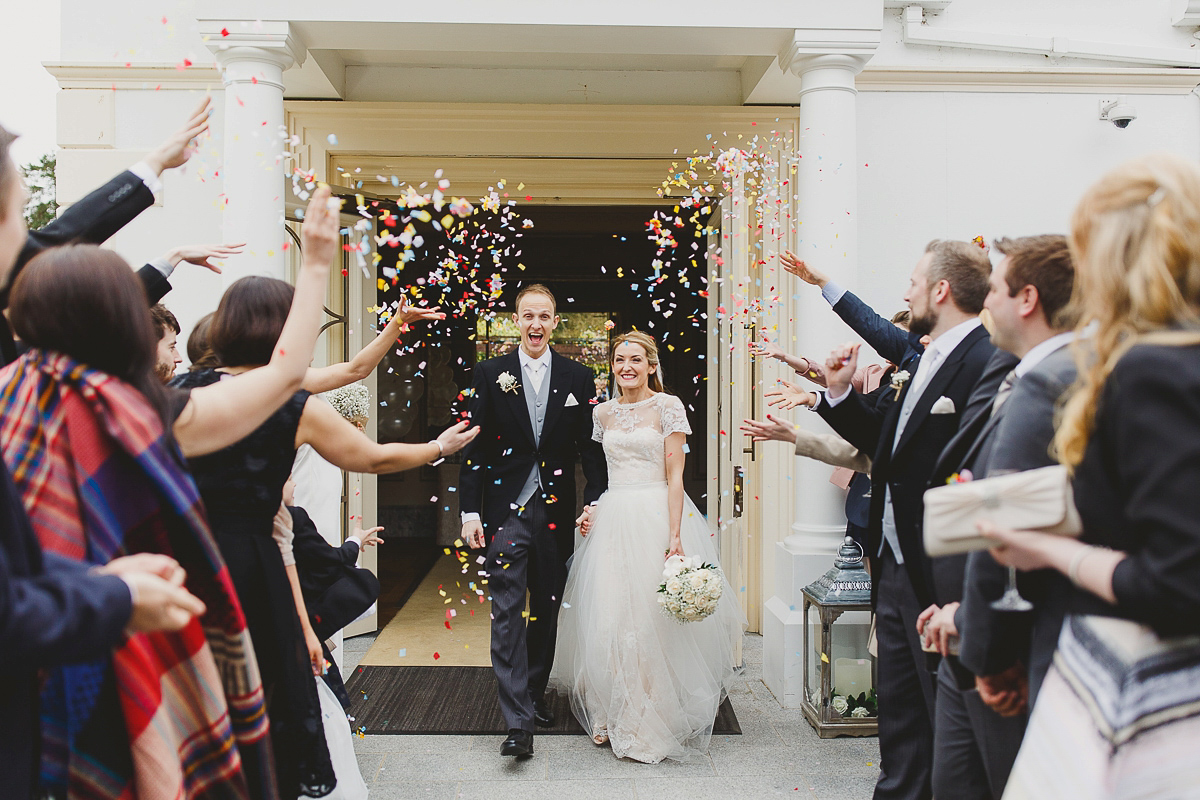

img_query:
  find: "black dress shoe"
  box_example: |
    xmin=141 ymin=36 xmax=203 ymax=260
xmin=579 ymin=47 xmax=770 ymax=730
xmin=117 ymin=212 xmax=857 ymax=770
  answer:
xmin=500 ymin=728 xmax=534 ymax=757
xmin=533 ymin=698 xmax=555 ymax=728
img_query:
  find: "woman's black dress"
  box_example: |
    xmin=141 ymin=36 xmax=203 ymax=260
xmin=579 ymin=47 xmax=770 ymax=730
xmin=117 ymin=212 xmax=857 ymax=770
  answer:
xmin=171 ymin=369 xmax=335 ymax=798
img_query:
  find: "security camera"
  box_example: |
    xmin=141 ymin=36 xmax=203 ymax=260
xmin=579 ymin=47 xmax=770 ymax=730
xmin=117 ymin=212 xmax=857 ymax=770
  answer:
xmin=1100 ymin=98 xmax=1137 ymax=129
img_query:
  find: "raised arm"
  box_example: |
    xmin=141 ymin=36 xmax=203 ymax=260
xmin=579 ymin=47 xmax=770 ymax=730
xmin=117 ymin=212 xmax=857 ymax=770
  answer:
xmin=297 ymin=394 xmax=478 ymax=474
xmin=173 ymin=188 xmax=338 ymax=457
xmin=301 ymin=298 xmax=445 ymax=394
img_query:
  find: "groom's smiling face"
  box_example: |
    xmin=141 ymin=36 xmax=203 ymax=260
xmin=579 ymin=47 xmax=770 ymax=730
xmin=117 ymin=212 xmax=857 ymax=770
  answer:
xmin=513 ymin=292 xmax=559 ymax=359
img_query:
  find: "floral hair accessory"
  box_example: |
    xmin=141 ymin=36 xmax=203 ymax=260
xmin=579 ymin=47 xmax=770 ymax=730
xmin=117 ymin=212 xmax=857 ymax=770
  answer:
xmin=323 ymin=382 xmax=371 ymax=421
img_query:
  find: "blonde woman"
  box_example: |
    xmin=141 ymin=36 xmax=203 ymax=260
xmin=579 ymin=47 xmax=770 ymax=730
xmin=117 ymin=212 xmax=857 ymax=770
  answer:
xmin=550 ymin=331 xmax=745 ymax=764
xmin=981 ymin=153 xmax=1200 ymax=799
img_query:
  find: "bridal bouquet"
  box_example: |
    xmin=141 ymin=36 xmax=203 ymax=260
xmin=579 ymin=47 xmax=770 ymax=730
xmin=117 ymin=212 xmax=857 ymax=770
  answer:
xmin=657 ymin=555 xmax=724 ymax=623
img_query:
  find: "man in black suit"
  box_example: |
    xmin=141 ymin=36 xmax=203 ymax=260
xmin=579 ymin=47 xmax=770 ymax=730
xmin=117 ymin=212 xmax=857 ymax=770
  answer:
xmin=459 ymin=284 xmax=607 ymax=757
xmin=919 ymin=235 xmax=1076 ymax=800
xmin=2 ymin=97 xmax=217 ymax=364
xmin=0 ymin=118 xmax=206 ymax=797
xmin=817 ymin=240 xmax=995 ymax=800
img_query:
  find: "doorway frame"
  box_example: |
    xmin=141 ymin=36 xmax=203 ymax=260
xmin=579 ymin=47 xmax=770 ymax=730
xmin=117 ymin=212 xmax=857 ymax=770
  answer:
xmin=287 ymin=101 xmax=802 ymax=632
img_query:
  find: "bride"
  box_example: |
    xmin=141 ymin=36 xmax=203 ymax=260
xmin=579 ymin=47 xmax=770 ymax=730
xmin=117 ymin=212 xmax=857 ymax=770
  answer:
xmin=549 ymin=331 xmax=746 ymax=763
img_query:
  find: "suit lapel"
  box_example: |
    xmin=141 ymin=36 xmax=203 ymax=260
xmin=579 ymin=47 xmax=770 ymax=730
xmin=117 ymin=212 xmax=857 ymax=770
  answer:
xmin=539 ymin=350 xmax=572 ymax=440
xmin=893 ymin=326 xmax=987 ymax=458
xmin=499 ymin=351 xmax=536 ymax=447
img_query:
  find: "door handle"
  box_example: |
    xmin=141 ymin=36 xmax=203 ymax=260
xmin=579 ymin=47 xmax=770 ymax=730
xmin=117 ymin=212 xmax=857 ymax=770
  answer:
xmin=733 ymin=465 xmax=744 ymax=518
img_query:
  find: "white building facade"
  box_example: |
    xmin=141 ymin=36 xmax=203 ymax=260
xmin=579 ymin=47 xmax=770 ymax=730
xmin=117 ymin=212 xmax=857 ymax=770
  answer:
xmin=48 ymin=0 xmax=1200 ymax=706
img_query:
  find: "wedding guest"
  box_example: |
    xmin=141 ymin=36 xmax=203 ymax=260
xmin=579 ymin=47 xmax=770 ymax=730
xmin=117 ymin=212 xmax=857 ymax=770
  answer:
xmin=187 ymin=311 xmax=220 ymax=370
xmin=918 ymin=234 xmax=1076 ymax=800
xmin=2 ymin=98 xmax=215 ymax=365
xmin=172 ymin=272 xmax=477 ymax=797
xmin=0 ymin=116 xmax=210 ymax=800
xmin=150 ymin=303 xmax=182 ymax=383
xmin=819 ymin=240 xmax=995 ymax=800
xmin=982 ymin=153 xmax=1200 ymax=799
xmin=751 ymin=310 xmax=913 ymax=551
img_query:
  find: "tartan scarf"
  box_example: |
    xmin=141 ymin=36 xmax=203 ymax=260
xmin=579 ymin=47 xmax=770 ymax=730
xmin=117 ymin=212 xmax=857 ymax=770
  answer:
xmin=0 ymin=351 xmax=277 ymax=800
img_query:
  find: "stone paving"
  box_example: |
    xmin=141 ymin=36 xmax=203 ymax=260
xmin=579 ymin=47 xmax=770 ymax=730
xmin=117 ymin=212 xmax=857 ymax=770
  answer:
xmin=345 ymin=632 xmax=881 ymax=800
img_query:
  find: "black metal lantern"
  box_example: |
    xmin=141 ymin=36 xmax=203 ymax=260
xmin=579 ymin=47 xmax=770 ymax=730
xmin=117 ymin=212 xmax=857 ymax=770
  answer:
xmin=800 ymin=537 xmax=878 ymax=738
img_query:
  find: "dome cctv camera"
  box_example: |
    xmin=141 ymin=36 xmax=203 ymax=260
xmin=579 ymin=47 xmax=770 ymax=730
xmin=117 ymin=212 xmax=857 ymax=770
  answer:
xmin=1100 ymin=98 xmax=1137 ymax=129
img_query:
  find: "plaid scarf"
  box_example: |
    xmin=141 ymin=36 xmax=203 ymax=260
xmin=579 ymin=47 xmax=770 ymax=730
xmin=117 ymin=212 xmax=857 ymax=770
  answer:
xmin=0 ymin=351 xmax=277 ymax=800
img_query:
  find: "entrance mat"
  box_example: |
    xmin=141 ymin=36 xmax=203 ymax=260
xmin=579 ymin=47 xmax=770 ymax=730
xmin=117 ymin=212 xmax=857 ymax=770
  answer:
xmin=344 ymin=665 xmax=741 ymax=736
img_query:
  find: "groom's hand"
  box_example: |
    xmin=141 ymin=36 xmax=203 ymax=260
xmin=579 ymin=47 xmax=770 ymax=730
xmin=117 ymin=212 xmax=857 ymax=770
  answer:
xmin=462 ymin=520 xmax=485 ymax=550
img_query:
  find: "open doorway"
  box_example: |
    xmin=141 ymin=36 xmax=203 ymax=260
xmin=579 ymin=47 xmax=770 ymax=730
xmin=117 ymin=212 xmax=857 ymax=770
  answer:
xmin=363 ymin=203 xmax=709 ymax=653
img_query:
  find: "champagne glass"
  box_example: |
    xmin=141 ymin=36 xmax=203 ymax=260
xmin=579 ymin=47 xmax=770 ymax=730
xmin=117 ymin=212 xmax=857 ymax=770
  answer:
xmin=991 ymin=566 xmax=1034 ymax=612
xmin=985 ymin=470 xmax=1034 ymax=612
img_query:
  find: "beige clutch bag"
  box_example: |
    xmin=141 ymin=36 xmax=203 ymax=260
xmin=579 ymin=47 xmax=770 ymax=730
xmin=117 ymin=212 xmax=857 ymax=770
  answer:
xmin=922 ymin=465 xmax=1082 ymax=557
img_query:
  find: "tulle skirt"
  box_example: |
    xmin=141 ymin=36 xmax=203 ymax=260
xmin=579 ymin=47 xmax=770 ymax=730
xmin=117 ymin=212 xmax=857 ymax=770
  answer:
xmin=549 ymin=481 xmax=746 ymax=763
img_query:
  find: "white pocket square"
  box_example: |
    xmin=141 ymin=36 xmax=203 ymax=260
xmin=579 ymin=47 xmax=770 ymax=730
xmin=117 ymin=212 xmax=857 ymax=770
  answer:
xmin=930 ymin=396 xmax=956 ymax=415
xmin=564 ymin=393 xmax=579 ymax=407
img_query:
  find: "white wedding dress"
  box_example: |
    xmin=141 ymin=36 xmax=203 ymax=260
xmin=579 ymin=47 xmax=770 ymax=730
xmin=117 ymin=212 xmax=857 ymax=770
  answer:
xmin=549 ymin=392 xmax=746 ymax=763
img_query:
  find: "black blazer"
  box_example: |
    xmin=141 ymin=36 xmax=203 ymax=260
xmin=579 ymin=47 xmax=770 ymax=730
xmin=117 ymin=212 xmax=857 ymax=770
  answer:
xmin=2 ymin=170 xmax=166 ymax=365
xmin=819 ymin=323 xmax=995 ymax=608
xmin=957 ymin=345 xmax=1076 ymax=695
xmin=0 ymin=463 xmax=131 ymax=798
xmin=831 ymin=289 xmax=924 ymax=368
xmin=288 ymin=505 xmax=362 ymax=598
xmin=1067 ymin=342 xmax=1200 ymax=638
xmin=458 ymin=349 xmax=607 ymax=548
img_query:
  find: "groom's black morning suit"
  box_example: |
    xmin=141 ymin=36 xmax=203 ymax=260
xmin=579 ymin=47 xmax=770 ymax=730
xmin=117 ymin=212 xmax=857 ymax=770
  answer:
xmin=818 ymin=319 xmax=994 ymax=800
xmin=459 ymin=347 xmax=606 ymax=732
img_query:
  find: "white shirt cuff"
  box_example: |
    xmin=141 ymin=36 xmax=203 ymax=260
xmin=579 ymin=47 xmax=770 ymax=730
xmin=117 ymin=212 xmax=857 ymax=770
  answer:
xmin=461 ymin=512 xmax=481 ymax=524
xmin=821 ymin=281 xmax=847 ymax=307
xmin=148 ymin=255 xmax=176 ymax=278
xmin=825 ymin=385 xmax=853 ymax=407
xmin=127 ymin=160 xmax=164 ymax=197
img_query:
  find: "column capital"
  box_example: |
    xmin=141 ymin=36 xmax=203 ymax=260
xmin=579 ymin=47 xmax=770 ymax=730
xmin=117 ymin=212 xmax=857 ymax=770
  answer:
xmin=199 ymin=20 xmax=307 ymax=82
xmin=779 ymin=30 xmax=879 ymax=95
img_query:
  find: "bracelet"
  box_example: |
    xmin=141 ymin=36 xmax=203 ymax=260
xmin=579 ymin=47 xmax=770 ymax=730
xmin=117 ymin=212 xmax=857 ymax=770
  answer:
xmin=1067 ymin=545 xmax=1094 ymax=587
xmin=428 ymin=439 xmax=444 ymax=465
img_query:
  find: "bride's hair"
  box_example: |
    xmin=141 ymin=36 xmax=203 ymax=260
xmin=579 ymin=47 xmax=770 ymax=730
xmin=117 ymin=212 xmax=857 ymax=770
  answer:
xmin=610 ymin=331 xmax=665 ymax=396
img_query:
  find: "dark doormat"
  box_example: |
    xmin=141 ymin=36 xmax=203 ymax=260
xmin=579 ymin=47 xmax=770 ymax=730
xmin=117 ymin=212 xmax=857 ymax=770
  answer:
xmin=345 ymin=665 xmax=742 ymax=736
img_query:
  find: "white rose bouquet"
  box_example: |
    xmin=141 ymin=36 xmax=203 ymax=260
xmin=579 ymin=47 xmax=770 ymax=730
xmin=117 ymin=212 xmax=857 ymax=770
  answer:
xmin=657 ymin=555 xmax=724 ymax=623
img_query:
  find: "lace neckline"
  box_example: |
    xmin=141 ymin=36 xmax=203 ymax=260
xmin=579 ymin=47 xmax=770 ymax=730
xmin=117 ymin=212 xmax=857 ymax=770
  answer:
xmin=614 ymin=393 xmax=659 ymax=409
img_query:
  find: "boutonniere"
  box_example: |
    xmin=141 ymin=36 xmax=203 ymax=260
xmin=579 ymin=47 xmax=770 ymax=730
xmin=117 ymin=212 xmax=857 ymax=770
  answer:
xmin=497 ymin=371 xmax=520 ymax=394
xmin=889 ymin=370 xmax=911 ymax=400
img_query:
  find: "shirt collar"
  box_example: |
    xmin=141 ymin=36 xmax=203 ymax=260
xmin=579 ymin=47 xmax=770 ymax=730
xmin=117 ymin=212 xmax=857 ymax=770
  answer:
xmin=519 ymin=348 xmax=552 ymax=372
xmin=925 ymin=316 xmax=982 ymax=361
xmin=1015 ymin=331 xmax=1075 ymax=378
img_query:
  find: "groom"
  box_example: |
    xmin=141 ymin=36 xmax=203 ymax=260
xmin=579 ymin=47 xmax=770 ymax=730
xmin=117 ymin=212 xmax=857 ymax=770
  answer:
xmin=459 ymin=283 xmax=607 ymax=757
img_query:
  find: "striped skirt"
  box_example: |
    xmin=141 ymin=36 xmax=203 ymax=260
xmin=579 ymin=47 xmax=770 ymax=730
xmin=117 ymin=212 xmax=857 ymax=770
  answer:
xmin=1004 ymin=614 xmax=1200 ymax=800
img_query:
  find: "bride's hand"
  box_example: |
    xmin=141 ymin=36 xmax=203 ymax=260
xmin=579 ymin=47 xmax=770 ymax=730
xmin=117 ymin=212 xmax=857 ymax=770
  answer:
xmin=576 ymin=506 xmax=595 ymax=536
xmin=665 ymin=538 xmax=684 ymax=560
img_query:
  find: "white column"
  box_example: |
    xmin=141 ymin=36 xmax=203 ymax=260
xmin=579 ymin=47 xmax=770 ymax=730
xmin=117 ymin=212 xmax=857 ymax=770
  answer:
xmin=764 ymin=39 xmax=875 ymax=707
xmin=203 ymin=22 xmax=305 ymax=283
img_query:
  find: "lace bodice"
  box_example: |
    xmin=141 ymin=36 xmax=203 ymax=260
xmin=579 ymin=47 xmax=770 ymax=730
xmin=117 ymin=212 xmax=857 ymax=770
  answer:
xmin=592 ymin=393 xmax=692 ymax=485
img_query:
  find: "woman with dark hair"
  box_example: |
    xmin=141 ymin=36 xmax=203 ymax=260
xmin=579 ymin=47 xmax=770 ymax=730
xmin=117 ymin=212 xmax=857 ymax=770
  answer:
xmin=0 ymin=116 xmax=210 ymax=800
xmin=0 ymin=187 xmax=342 ymax=799
xmin=187 ymin=310 xmax=221 ymax=370
xmin=172 ymin=277 xmax=478 ymax=798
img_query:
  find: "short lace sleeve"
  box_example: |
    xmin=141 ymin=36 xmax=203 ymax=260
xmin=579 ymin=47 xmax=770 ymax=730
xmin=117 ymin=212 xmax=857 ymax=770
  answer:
xmin=659 ymin=394 xmax=692 ymax=437
xmin=591 ymin=403 xmax=605 ymax=443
